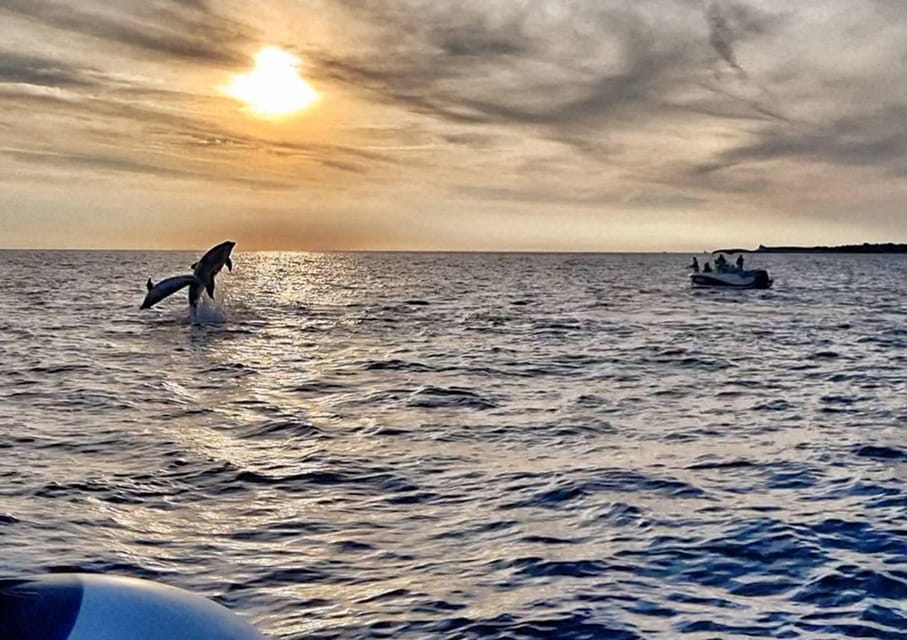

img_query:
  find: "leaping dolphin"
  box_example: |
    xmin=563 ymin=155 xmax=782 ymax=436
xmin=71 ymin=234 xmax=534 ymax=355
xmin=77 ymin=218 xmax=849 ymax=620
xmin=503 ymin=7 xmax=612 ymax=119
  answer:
xmin=189 ymin=240 xmax=236 ymax=307
xmin=139 ymin=241 xmax=237 ymax=311
xmin=141 ymin=275 xmax=202 ymax=309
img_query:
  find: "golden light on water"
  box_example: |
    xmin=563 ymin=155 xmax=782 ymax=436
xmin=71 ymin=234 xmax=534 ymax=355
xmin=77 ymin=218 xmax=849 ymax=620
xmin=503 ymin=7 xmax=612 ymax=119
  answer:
xmin=225 ymin=47 xmax=319 ymax=117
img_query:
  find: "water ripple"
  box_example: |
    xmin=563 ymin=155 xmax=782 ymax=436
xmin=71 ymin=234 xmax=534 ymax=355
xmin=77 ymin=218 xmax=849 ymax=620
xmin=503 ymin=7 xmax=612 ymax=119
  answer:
xmin=2 ymin=251 xmax=907 ymax=638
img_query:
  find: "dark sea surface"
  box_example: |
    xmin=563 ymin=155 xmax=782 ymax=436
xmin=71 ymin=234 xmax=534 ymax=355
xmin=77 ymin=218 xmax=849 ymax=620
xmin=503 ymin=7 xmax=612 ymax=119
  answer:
xmin=1 ymin=251 xmax=906 ymax=639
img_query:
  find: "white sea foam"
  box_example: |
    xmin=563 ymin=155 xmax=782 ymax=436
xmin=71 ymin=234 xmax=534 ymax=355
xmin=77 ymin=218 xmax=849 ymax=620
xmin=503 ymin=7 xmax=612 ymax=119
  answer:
xmin=190 ymin=293 xmax=228 ymax=325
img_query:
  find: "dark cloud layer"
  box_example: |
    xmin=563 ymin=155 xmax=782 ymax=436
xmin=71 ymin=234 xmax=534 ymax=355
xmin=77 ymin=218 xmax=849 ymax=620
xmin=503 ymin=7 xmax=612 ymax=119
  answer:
xmin=0 ymin=0 xmax=253 ymax=64
xmin=309 ymin=1 xmax=793 ymax=152
xmin=310 ymin=2 xmax=907 ymax=184
xmin=699 ymin=104 xmax=907 ymax=175
xmin=0 ymin=51 xmax=98 ymax=87
xmin=707 ymin=2 xmax=744 ymax=74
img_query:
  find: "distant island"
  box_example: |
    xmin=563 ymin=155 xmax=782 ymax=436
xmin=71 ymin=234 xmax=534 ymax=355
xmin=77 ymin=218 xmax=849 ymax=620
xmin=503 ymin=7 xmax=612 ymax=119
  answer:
xmin=713 ymin=243 xmax=907 ymax=254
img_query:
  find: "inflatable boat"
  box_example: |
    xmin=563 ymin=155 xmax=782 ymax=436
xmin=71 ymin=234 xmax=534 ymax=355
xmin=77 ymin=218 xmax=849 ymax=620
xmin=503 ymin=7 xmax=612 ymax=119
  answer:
xmin=0 ymin=573 xmax=266 ymax=640
xmin=690 ymin=269 xmax=773 ymax=289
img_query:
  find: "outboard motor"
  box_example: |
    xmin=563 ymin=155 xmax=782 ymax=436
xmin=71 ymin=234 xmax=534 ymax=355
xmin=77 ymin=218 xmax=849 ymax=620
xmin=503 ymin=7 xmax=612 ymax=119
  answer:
xmin=753 ymin=270 xmax=772 ymax=289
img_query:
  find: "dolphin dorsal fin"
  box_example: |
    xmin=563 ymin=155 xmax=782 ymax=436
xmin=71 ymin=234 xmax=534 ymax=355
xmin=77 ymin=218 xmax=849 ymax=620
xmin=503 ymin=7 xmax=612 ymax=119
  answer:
xmin=146 ymin=278 xmax=154 ymax=291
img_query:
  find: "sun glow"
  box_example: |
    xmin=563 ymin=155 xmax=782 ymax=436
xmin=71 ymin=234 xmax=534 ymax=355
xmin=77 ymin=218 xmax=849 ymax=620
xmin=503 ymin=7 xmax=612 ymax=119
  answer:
xmin=226 ymin=47 xmax=319 ymax=117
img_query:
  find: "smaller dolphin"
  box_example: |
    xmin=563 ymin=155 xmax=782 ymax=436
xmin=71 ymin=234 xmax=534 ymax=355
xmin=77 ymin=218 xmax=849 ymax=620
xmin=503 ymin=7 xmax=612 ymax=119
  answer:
xmin=190 ymin=240 xmax=236 ymax=307
xmin=141 ymin=275 xmax=201 ymax=309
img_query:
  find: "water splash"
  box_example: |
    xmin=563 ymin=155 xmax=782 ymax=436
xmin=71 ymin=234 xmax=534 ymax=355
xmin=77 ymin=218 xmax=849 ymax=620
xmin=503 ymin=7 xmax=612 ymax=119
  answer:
xmin=191 ymin=296 xmax=228 ymax=325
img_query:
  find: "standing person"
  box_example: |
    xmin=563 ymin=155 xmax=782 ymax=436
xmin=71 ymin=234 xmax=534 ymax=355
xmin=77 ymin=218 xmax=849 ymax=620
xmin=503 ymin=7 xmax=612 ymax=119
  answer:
xmin=689 ymin=257 xmax=700 ymax=272
xmin=736 ymin=254 xmax=745 ymax=271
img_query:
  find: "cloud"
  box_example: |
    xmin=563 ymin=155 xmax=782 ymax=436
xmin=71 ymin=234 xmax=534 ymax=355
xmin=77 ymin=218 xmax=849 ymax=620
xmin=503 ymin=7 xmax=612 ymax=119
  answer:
xmin=1 ymin=147 xmax=294 ymax=189
xmin=0 ymin=51 xmax=99 ymax=87
xmin=309 ymin=3 xmax=707 ymax=157
xmin=706 ymin=2 xmax=745 ymax=74
xmin=696 ymin=104 xmax=907 ymax=175
xmin=457 ymin=184 xmax=703 ymax=209
xmin=305 ymin=0 xmax=802 ymax=166
xmin=0 ymin=0 xmax=253 ymax=65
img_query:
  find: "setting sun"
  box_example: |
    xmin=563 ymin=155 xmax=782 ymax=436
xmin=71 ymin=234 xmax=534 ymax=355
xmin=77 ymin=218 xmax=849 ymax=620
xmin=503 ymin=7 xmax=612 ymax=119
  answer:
xmin=225 ymin=47 xmax=319 ymax=117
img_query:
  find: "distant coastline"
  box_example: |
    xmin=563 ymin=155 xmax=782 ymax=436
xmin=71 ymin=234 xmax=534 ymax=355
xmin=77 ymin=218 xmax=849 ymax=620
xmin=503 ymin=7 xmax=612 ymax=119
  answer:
xmin=714 ymin=243 xmax=907 ymax=254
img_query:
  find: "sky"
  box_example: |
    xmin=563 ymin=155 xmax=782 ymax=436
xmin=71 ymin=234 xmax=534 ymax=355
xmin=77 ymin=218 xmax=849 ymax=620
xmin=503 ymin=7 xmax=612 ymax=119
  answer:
xmin=2 ymin=0 xmax=907 ymax=251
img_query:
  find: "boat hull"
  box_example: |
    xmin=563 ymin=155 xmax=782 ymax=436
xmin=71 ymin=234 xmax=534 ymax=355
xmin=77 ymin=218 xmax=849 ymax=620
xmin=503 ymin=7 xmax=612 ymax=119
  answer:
xmin=690 ymin=269 xmax=772 ymax=289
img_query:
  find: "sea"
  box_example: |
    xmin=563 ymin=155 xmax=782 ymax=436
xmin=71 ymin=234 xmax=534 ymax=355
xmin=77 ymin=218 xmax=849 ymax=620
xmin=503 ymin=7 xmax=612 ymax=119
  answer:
xmin=1 ymin=251 xmax=906 ymax=639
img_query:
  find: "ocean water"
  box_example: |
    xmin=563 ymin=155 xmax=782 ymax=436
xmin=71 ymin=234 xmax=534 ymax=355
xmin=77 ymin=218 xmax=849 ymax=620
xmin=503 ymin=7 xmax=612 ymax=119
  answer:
xmin=1 ymin=250 xmax=906 ymax=639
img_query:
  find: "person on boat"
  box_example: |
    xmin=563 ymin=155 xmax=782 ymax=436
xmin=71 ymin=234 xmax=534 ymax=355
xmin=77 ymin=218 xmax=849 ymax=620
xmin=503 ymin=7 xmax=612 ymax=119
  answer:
xmin=688 ymin=257 xmax=700 ymax=272
xmin=703 ymin=261 xmax=713 ymax=273
xmin=714 ymin=254 xmax=728 ymax=272
xmin=736 ymin=254 xmax=745 ymax=271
